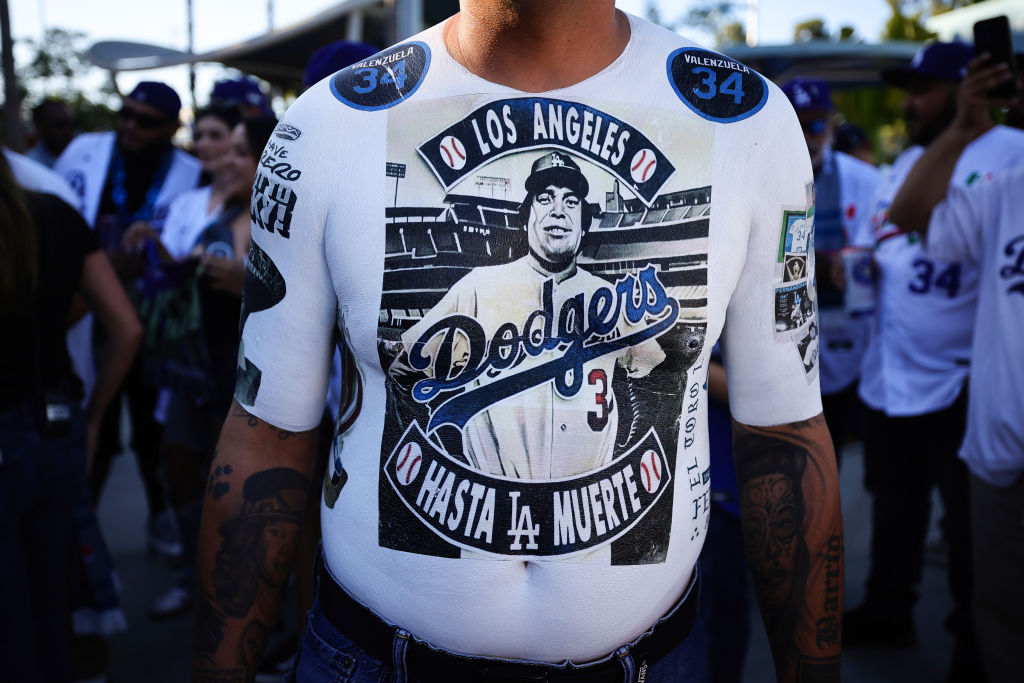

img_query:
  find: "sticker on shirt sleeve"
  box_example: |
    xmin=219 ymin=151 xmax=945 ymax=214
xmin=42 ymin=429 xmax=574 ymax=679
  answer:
xmin=667 ymin=48 xmax=768 ymax=123
xmin=797 ymin=322 xmax=819 ymax=376
xmin=775 ymin=281 xmax=812 ymax=335
xmin=777 ymin=209 xmax=811 ymax=262
xmin=330 ymin=42 xmax=430 ymax=111
xmin=251 ymin=171 xmax=297 ymax=239
xmin=235 ymin=242 xmax=287 ymax=407
xmin=783 ymin=254 xmax=807 ymax=282
xmin=273 ymin=123 xmax=301 ymax=141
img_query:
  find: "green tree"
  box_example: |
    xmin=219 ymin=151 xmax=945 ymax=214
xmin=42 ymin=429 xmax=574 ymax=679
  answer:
xmin=2 ymin=27 xmax=118 ymax=138
xmin=682 ymin=1 xmax=748 ymax=47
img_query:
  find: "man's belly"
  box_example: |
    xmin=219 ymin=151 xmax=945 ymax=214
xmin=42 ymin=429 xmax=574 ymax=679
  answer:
xmin=322 ymin=534 xmax=696 ymax=662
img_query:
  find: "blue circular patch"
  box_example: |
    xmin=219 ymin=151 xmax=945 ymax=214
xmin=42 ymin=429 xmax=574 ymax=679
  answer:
xmin=330 ymin=42 xmax=430 ymax=111
xmin=667 ymin=48 xmax=768 ymax=124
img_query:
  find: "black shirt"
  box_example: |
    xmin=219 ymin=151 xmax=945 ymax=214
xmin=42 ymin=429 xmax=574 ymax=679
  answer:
xmin=0 ymin=192 xmax=98 ymax=403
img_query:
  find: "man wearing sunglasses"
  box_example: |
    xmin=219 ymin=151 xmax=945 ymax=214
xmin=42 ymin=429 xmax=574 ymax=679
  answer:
xmin=54 ymin=81 xmax=201 ymax=566
xmin=781 ymin=78 xmax=880 ymax=469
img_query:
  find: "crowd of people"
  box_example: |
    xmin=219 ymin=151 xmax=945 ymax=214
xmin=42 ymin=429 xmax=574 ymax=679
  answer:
xmin=0 ymin=4 xmax=1021 ymax=682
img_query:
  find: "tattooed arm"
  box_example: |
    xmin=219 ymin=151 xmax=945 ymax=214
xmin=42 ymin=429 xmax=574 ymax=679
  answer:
xmin=191 ymin=401 xmax=317 ymax=682
xmin=733 ymin=413 xmax=843 ymax=683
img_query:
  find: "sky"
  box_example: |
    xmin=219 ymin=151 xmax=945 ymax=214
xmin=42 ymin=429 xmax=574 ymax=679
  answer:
xmin=9 ymin=0 xmax=894 ymax=111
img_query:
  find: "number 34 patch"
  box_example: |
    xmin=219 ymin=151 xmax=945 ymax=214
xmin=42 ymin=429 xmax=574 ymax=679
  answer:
xmin=667 ymin=48 xmax=768 ymax=123
xmin=331 ymin=42 xmax=431 ymax=111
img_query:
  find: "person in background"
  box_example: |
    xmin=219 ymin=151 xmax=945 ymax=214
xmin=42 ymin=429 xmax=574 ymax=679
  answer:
xmin=210 ymin=78 xmax=274 ymax=118
xmin=26 ymin=99 xmax=76 ymax=169
xmin=137 ymin=102 xmax=245 ymax=621
xmin=0 ymin=151 xmax=141 ymax=682
xmin=833 ymin=122 xmax=876 ymax=166
xmin=781 ymin=78 xmax=880 ymax=466
xmin=847 ymin=42 xmax=1024 ymax=682
xmin=55 ymin=80 xmax=201 ymax=561
xmin=888 ymin=53 xmax=1023 ymax=683
xmin=302 ymin=40 xmax=378 ymax=89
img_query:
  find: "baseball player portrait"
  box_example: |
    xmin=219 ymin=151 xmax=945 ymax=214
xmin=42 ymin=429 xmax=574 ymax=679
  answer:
xmin=388 ymin=150 xmax=668 ymax=480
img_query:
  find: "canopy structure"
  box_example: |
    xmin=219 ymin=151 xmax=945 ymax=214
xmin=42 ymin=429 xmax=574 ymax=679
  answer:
xmin=86 ymin=1 xmax=930 ymax=92
xmin=722 ymin=41 xmax=923 ymax=87
xmin=86 ymin=0 xmax=457 ymax=92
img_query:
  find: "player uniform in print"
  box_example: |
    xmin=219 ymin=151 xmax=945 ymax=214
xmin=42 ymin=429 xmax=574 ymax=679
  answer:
xmin=390 ymin=152 xmax=666 ymax=479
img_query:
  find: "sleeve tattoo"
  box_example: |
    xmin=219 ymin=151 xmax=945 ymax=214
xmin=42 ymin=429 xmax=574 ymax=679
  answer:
xmin=192 ymin=408 xmax=313 ymax=682
xmin=733 ymin=414 xmax=843 ymax=682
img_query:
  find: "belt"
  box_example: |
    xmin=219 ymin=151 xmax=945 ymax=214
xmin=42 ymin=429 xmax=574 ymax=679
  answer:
xmin=316 ymin=561 xmax=698 ymax=682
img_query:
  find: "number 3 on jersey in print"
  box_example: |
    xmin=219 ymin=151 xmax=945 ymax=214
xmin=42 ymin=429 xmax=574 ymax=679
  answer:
xmin=908 ymin=257 xmax=962 ymax=298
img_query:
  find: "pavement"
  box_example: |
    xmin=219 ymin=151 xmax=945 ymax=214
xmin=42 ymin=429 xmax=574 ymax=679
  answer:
xmin=94 ymin=442 xmax=957 ymax=682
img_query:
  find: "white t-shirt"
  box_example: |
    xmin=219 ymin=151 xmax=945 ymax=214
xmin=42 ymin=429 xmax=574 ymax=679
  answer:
xmin=926 ymin=166 xmax=1024 ymax=487
xmin=237 ymin=14 xmax=820 ymax=661
xmin=160 ymin=185 xmax=222 ymax=259
xmin=816 ymin=149 xmax=880 ymax=395
xmin=859 ymin=126 xmax=1024 ymax=416
xmin=4 ymin=147 xmax=82 ymax=212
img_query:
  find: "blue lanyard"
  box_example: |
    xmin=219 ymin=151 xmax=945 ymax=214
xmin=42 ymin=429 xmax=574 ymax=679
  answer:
xmin=109 ymin=146 xmax=173 ymax=226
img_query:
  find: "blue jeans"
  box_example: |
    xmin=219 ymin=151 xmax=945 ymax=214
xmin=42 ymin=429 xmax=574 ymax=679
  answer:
xmin=289 ymin=571 xmax=709 ymax=683
xmin=0 ymin=402 xmax=86 ymax=682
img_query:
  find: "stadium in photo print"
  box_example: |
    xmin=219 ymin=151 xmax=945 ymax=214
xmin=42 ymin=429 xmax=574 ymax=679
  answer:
xmin=372 ymin=94 xmax=714 ymax=564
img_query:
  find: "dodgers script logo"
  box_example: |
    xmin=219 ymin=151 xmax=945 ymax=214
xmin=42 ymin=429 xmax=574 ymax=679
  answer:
xmin=407 ymin=266 xmax=680 ymax=433
xmin=368 ymin=95 xmax=712 ymax=563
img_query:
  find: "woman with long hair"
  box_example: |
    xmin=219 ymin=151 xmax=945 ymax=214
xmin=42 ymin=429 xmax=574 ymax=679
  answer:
xmin=0 ymin=152 xmax=141 ymax=680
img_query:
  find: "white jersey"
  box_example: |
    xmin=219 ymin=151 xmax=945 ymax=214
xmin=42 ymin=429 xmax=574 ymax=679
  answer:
xmin=926 ymin=166 xmax=1024 ymax=487
xmin=859 ymin=126 xmax=1024 ymax=416
xmin=160 ymin=185 xmax=223 ymax=260
xmin=54 ymin=131 xmax=201 ymax=230
xmin=237 ymin=14 xmax=820 ymax=661
xmin=4 ymin=147 xmax=81 ymax=212
xmin=53 ymin=132 xmax=200 ymax=401
xmin=815 ymin=149 xmax=880 ymax=395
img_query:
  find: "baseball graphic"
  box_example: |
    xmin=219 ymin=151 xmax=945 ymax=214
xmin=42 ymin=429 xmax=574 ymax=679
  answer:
xmin=439 ymin=135 xmax=467 ymax=171
xmin=395 ymin=441 xmax=423 ymax=486
xmin=630 ymin=148 xmax=657 ymax=184
xmin=639 ymin=449 xmax=663 ymax=494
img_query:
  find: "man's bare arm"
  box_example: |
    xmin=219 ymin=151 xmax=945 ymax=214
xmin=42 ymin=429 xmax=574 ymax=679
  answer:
xmin=191 ymin=401 xmax=317 ymax=682
xmin=732 ymin=413 xmax=843 ymax=683
xmin=889 ymin=54 xmax=1016 ymax=233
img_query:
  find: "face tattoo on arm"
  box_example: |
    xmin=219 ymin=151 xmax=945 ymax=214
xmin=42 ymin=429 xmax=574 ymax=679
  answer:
xmin=732 ymin=414 xmax=843 ymax=682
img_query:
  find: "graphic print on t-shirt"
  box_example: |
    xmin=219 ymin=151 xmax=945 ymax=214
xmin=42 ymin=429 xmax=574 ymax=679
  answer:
xmin=374 ymin=96 xmax=711 ymax=564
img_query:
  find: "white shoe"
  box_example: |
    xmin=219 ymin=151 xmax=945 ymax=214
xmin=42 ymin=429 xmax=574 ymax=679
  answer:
xmin=148 ymin=586 xmax=192 ymax=620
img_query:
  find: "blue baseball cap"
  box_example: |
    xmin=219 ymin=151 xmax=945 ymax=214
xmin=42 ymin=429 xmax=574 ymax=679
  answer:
xmin=303 ymin=40 xmax=378 ymax=87
xmin=210 ymin=78 xmax=272 ymax=115
xmin=882 ymin=41 xmax=974 ymax=87
xmin=781 ymin=78 xmax=834 ymax=112
xmin=125 ymin=81 xmax=182 ymax=122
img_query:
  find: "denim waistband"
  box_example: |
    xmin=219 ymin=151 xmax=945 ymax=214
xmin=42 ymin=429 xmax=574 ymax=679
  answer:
xmin=316 ymin=558 xmax=699 ymax=683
